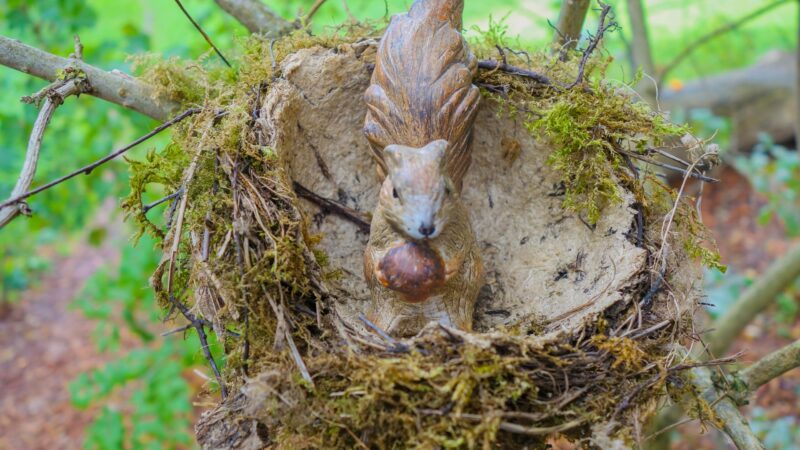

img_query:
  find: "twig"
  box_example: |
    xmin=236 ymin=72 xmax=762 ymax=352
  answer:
xmin=615 ymin=146 xmax=718 ymax=183
xmin=293 ymin=181 xmax=371 ymax=232
xmin=304 ymin=0 xmax=328 ymax=23
xmin=142 ymin=188 xmax=184 ymax=214
xmin=565 ymin=1 xmax=616 ymax=89
xmin=418 ymin=409 xmax=584 ymax=436
xmin=168 ymin=295 xmax=228 ymax=398
xmin=0 ymin=78 xmax=89 ymax=228
xmin=173 ymin=0 xmax=232 ymax=68
xmin=658 ymin=0 xmax=790 ymax=84
xmin=739 ymin=338 xmax=800 ymax=391
xmin=358 ymin=313 xmax=409 ymax=353
xmin=0 ymin=108 xmax=200 ymax=211
xmin=0 ymin=35 xmax=179 ymax=120
xmin=476 ymin=60 xmax=552 ymax=85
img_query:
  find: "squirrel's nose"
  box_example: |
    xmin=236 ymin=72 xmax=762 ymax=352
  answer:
xmin=418 ymin=223 xmax=435 ymax=237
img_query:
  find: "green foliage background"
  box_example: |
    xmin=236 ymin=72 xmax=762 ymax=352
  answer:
xmin=0 ymin=0 xmax=797 ymax=448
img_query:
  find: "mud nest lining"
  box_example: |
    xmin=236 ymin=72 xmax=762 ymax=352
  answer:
xmin=127 ymin=31 xmax=718 ymax=449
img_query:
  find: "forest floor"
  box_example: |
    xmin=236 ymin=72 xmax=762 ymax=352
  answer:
xmin=0 ymin=207 xmax=126 ymax=449
xmin=0 ymin=166 xmax=797 ymax=449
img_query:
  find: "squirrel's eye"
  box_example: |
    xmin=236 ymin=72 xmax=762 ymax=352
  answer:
xmin=445 ymin=186 xmax=451 ymax=196
xmin=392 ymin=188 xmax=399 ymax=199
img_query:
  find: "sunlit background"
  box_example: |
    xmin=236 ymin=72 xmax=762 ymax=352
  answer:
xmin=0 ymin=0 xmax=798 ymax=448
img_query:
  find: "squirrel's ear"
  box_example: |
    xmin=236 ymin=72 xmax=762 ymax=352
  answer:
xmin=383 ymin=144 xmax=405 ymax=172
xmin=423 ymin=140 xmax=448 ymax=168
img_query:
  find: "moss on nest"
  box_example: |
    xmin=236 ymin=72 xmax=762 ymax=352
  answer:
xmin=121 ymin=22 xmax=721 ymax=449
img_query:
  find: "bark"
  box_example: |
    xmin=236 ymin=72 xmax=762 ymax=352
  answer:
xmin=213 ymin=0 xmax=296 ymax=35
xmin=0 ymin=35 xmax=179 ymax=121
xmin=553 ymin=0 xmax=591 ymax=53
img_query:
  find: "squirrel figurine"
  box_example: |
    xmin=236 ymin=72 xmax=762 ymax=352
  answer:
xmin=362 ymin=0 xmax=483 ymax=336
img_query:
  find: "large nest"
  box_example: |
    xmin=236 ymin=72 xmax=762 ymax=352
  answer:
xmin=126 ymin=29 xmax=719 ymax=449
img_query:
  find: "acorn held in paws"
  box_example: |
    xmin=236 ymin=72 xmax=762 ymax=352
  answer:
xmin=376 ymin=241 xmax=446 ymax=302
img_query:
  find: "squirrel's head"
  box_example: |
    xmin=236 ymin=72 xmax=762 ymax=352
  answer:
xmin=380 ymin=140 xmax=457 ymax=241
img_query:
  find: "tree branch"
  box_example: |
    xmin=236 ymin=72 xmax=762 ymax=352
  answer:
xmin=707 ymin=243 xmax=800 ymax=358
xmin=626 ymin=0 xmax=655 ymax=77
xmin=213 ymin=0 xmax=296 ymax=35
xmin=658 ymin=0 xmax=791 ymax=84
xmin=552 ymin=0 xmax=591 ymax=55
xmin=0 ymin=35 xmax=179 ymax=121
xmin=0 ymin=79 xmax=89 ymax=228
xmin=740 ymin=338 xmax=800 ymax=391
xmin=0 ymin=108 xmax=201 ymax=211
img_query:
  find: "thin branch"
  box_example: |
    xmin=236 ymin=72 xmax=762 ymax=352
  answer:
xmin=142 ymin=188 xmax=184 ymax=214
xmin=213 ymin=0 xmax=297 ymax=36
xmin=0 ymin=78 xmax=89 ymax=229
xmin=173 ymin=0 xmax=232 ymax=68
xmin=0 ymin=35 xmax=179 ymax=120
xmin=552 ymin=0 xmax=591 ymax=56
xmin=565 ymin=1 xmax=616 ymax=89
xmin=168 ymin=294 xmax=228 ymax=398
xmin=707 ymin=243 xmax=800 ymax=357
xmin=658 ymin=0 xmax=790 ymax=84
xmin=614 ymin=147 xmax=719 ymax=183
xmin=304 ymin=0 xmax=328 ymax=24
xmin=0 ymin=108 xmax=201 ymax=211
xmin=740 ymin=338 xmax=800 ymax=391
xmin=293 ymin=181 xmax=371 ymax=232
xmin=476 ymin=60 xmax=552 ymax=85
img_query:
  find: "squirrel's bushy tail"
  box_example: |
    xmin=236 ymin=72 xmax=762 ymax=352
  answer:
xmin=364 ymin=0 xmax=479 ymax=190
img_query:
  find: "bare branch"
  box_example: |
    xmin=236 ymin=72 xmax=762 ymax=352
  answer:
xmin=0 ymin=35 xmax=179 ymax=121
xmin=213 ymin=0 xmax=296 ymax=35
xmin=304 ymin=0 xmax=329 ymax=24
xmin=0 ymin=108 xmax=201 ymax=211
xmin=658 ymin=0 xmax=791 ymax=84
xmin=553 ymin=0 xmax=591 ymax=55
xmin=0 ymin=79 xmax=89 ymax=228
xmin=740 ymin=338 xmax=800 ymax=391
xmin=565 ymin=1 xmax=616 ymax=89
xmin=707 ymin=243 xmax=800 ymax=357
xmin=174 ymin=0 xmax=232 ymax=67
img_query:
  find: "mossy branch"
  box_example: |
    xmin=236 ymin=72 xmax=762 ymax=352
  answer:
xmin=0 ymin=35 xmax=180 ymax=120
xmin=686 ymin=362 xmax=766 ymax=450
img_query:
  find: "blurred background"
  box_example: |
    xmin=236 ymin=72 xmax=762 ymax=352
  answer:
xmin=0 ymin=0 xmax=797 ymax=448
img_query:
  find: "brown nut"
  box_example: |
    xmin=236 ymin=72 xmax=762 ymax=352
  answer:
xmin=376 ymin=241 xmax=445 ymax=303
